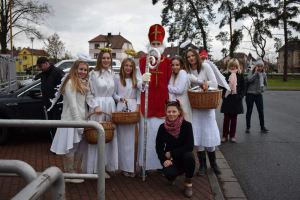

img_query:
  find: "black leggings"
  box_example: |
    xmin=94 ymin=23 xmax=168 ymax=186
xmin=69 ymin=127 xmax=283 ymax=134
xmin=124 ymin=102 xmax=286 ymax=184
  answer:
xmin=163 ymin=151 xmax=195 ymax=181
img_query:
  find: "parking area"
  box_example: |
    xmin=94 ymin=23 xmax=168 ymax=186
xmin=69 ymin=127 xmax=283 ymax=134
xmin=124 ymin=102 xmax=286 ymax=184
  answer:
xmin=0 ymin=132 xmax=214 ymax=200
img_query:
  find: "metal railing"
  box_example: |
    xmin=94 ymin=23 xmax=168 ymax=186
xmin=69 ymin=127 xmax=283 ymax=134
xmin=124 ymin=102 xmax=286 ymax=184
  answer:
xmin=0 ymin=119 xmax=106 ymax=200
xmin=0 ymin=55 xmax=17 ymax=92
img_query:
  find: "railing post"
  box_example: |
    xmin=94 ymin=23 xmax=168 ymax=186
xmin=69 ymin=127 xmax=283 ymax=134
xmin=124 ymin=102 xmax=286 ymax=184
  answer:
xmin=97 ymin=128 xmax=105 ymax=200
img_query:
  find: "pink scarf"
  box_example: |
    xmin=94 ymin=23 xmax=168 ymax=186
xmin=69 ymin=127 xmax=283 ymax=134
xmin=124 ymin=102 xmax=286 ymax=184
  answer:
xmin=164 ymin=116 xmax=184 ymax=138
xmin=225 ymin=69 xmax=237 ymax=98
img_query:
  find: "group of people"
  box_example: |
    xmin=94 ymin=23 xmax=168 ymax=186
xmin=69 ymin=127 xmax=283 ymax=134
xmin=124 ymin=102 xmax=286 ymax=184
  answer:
xmin=34 ymin=24 xmax=268 ymax=198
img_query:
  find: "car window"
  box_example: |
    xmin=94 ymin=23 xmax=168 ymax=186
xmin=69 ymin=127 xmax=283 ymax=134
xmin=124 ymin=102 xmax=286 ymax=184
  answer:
xmin=57 ymin=62 xmax=74 ymax=70
xmin=87 ymin=61 xmax=96 ymax=66
xmin=17 ymin=81 xmax=41 ymax=97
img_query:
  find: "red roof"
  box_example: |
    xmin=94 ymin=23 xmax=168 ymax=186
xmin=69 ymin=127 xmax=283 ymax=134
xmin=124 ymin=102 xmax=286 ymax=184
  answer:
xmin=22 ymin=48 xmax=49 ymax=56
xmin=89 ymin=34 xmax=132 ymax=49
xmin=0 ymin=50 xmax=19 ymax=57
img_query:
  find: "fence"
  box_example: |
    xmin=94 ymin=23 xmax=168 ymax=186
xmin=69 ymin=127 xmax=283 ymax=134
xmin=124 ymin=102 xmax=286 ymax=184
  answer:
xmin=0 ymin=55 xmax=17 ymax=92
xmin=0 ymin=119 xmax=106 ymax=200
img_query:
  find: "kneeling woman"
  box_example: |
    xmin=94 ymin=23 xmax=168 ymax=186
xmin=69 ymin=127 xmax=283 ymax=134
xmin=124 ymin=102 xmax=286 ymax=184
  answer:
xmin=156 ymin=100 xmax=195 ymax=198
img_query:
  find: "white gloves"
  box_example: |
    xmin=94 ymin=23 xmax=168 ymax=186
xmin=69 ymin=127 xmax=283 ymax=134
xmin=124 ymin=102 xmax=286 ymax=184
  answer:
xmin=142 ymin=73 xmax=151 ymax=84
xmin=189 ymin=74 xmax=204 ymax=85
xmin=78 ymin=128 xmax=84 ymax=135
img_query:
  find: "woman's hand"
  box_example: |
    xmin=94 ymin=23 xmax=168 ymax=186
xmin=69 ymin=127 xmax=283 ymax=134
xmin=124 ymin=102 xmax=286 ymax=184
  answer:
xmin=135 ymin=104 xmax=140 ymax=112
xmin=165 ymin=152 xmax=171 ymax=159
xmin=163 ymin=160 xmax=173 ymax=168
xmin=94 ymin=106 xmax=102 ymax=114
xmin=120 ymin=98 xmax=128 ymax=103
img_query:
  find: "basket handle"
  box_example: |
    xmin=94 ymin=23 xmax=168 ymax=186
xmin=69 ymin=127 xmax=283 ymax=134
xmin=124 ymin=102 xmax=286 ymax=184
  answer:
xmin=85 ymin=112 xmax=112 ymax=122
xmin=204 ymin=79 xmax=208 ymax=92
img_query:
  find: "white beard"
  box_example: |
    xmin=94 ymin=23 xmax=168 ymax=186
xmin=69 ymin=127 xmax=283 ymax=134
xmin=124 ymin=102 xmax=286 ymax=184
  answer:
xmin=146 ymin=42 xmax=166 ymax=57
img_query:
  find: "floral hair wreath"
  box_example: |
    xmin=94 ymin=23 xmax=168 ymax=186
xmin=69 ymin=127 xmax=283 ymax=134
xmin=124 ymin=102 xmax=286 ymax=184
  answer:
xmin=98 ymin=47 xmax=113 ymax=52
xmin=125 ymin=49 xmax=137 ymax=57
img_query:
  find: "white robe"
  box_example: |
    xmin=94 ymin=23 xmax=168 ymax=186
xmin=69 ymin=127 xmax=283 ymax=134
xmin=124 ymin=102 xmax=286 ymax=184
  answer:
xmin=82 ymin=69 xmax=118 ymax=173
xmin=168 ymin=70 xmax=193 ymax=123
xmin=113 ymin=75 xmax=142 ymax=172
xmin=50 ymin=80 xmax=86 ymax=154
xmin=190 ymin=63 xmax=221 ymax=147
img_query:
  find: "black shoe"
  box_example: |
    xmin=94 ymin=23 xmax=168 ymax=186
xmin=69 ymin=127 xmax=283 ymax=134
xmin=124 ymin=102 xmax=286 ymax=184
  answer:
xmin=207 ymin=151 xmax=221 ymax=175
xmin=245 ymin=128 xmax=250 ymax=133
xmin=197 ymin=151 xmax=207 ymax=176
xmin=138 ymin=167 xmax=148 ymax=177
xmin=156 ymin=168 xmax=165 ymax=176
xmin=261 ymin=127 xmax=269 ymax=132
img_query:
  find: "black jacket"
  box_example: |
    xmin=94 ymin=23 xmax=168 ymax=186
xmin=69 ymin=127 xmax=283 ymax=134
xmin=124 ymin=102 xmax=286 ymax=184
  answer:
xmin=220 ymin=72 xmax=246 ymax=115
xmin=39 ymin=64 xmax=65 ymax=109
xmin=156 ymin=120 xmax=194 ymax=166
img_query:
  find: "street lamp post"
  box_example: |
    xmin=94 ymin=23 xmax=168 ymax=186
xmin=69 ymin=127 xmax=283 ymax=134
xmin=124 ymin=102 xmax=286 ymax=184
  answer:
xmin=171 ymin=43 xmax=174 ymax=58
xmin=30 ymin=37 xmax=34 ymax=77
xmin=176 ymin=28 xmax=180 ymax=56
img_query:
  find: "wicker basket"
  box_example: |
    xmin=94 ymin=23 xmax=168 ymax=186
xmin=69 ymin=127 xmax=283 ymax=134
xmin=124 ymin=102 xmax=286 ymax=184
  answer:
xmin=112 ymin=102 xmax=140 ymax=124
xmin=84 ymin=112 xmax=114 ymax=144
xmin=188 ymin=80 xmax=222 ymax=109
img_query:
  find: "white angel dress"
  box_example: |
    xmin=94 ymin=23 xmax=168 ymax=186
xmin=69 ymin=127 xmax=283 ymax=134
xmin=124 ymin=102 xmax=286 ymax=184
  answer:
xmin=168 ymin=70 xmax=193 ymax=123
xmin=50 ymin=80 xmax=86 ymax=154
xmin=190 ymin=63 xmax=221 ymax=147
xmin=113 ymin=74 xmax=142 ymax=173
xmin=82 ymin=69 xmax=118 ymax=173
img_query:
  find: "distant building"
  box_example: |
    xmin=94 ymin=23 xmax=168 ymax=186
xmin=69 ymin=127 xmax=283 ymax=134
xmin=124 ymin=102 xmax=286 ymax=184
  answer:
xmin=0 ymin=50 xmax=19 ymax=60
xmin=277 ymin=40 xmax=300 ymax=73
xmin=134 ymin=51 xmax=147 ymax=66
xmin=16 ymin=48 xmax=49 ymax=73
xmin=163 ymin=43 xmax=202 ymax=59
xmin=88 ymin=33 xmax=133 ymax=62
xmin=216 ymin=52 xmax=254 ymax=72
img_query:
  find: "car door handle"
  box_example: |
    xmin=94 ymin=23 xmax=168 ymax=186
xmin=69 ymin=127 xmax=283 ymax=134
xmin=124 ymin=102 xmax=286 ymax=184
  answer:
xmin=6 ymin=103 xmax=18 ymax=106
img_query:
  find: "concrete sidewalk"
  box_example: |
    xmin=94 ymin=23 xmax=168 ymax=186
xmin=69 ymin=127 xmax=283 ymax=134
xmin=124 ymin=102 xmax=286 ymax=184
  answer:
xmin=0 ymin=132 xmax=214 ymax=199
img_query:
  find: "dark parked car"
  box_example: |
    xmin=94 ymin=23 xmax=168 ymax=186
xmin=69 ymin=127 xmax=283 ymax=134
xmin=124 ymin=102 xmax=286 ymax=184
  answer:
xmin=0 ymin=79 xmax=45 ymax=144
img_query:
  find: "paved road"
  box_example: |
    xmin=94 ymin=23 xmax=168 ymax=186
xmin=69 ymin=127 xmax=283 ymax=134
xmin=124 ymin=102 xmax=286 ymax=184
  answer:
xmin=216 ymin=91 xmax=300 ymax=200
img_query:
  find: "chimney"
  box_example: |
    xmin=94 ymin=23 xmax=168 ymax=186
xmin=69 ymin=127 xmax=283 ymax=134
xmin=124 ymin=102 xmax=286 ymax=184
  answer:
xmin=108 ymin=33 xmax=111 ymax=37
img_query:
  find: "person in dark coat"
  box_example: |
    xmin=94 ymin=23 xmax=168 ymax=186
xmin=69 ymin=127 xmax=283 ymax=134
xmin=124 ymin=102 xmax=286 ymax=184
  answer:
xmin=156 ymin=99 xmax=195 ymax=198
xmin=36 ymin=57 xmax=65 ymax=138
xmin=220 ymin=58 xmax=246 ymax=143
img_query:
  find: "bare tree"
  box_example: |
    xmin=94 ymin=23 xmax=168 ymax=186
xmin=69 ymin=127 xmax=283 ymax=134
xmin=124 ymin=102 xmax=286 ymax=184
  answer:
xmin=0 ymin=0 xmax=54 ymax=53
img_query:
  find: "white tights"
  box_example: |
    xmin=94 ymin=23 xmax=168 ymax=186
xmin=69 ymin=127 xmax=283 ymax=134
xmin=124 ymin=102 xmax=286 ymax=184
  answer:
xmin=65 ymin=138 xmax=88 ymax=157
xmin=197 ymin=145 xmax=215 ymax=152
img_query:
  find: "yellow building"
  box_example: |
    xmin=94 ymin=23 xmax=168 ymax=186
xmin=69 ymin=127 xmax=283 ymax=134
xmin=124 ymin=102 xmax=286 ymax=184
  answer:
xmin=16 ymin=48 xmax=50 ymax=73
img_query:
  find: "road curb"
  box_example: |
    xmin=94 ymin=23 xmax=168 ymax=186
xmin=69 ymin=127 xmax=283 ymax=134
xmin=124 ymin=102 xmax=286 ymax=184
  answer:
xmin=206 ymin=147 xmax=247 ymax=200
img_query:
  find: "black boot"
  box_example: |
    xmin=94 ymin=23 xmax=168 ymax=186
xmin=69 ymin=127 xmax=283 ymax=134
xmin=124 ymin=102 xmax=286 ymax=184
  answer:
xmin=207 ymin=151 xmax=221 ymax=175
xmin=196 ymin=151 xmax=207 ymax=176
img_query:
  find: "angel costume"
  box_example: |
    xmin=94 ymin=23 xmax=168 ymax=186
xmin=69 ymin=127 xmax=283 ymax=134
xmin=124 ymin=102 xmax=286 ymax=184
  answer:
xmin=190 ymin=63 xmax=220 ymax=147
xmin=113 ymin=74 xmax=142 ymax=173
xmin=82 ymin=69 xmax=118 ymax=173
xmin=50 ymin=79 xmax=87 ymax=154
xmin=168 ymin=70 xmax=193 ymax=123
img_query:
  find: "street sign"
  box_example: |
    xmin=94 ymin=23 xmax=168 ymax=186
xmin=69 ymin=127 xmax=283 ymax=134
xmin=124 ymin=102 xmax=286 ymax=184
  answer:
xmin=19 ymin=59 xmax=22 ymax=65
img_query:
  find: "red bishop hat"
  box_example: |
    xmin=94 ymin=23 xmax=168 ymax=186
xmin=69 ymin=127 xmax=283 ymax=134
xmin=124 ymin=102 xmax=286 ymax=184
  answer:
xmin=200 ymin=50 xmax=208 ymax=59
xmin=148 ymin=24 xmax=165 ymax=43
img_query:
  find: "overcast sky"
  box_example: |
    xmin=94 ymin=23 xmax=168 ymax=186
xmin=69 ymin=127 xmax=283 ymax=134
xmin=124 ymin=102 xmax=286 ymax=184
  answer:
xmin=11 ymin=0 xmax=299 ymax=61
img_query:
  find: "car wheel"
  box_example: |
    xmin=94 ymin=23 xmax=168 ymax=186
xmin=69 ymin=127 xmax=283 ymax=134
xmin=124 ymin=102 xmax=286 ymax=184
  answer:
xmin=0 ymin=127 xmax=8 ymax=145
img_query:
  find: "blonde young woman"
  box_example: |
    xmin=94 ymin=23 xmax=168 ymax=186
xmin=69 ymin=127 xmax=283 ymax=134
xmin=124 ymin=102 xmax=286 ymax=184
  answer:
xmin=50 ymin=60 xmax=90 ymax=183
xmin=83 ymin=48 xmax=118 ymax=178
xmin=220 ymin=58 xmax=246 ymax=143
xmin=113 ymin=57 xmax=142 ymax=177
xmin=185 ymin=49 xmax=221 ymax=176
xmin=168 ymin=56 xmax=192 ymax=123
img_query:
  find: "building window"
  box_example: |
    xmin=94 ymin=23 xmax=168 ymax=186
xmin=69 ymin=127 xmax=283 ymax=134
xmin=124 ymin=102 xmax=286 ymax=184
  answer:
xmin=94 ymin=44 xmax=99 ymax=49
xmin=23 ymin=65 xmax=27 ymax=70
xmin=112 ymin=53 xmax=116 ymax=58
xmin=23 ymin=56 xmax=27 ymax=60
xmin=94 ymin=53 xmax=98 ymax=59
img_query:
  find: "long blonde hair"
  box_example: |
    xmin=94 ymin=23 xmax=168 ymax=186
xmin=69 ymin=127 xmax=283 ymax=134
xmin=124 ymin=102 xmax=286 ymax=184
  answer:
xmin=94 ymin=51 xmax=113 ymax=76
xmin=61 ymin=60 xmax=89 ymax=93
xmin=185 ymin=49 xmax=202 ymax=74
xmin=119 ymin=58 xmax=138 ymax=88
xmin=226 ymin=58 xmax=241 ymax=74
xmin=171 ymin=56 xmax=189 ymax=85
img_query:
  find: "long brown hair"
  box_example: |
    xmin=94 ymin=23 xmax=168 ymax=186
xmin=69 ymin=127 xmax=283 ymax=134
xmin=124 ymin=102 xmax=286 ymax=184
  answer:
xmin=185 ymin=49 xmax=202 ymax=74
xmin=61 ymin=60 xmax=89 ymax=94
xmin=94 ymin=51 xmax=113 ymax=76
xmin=119 ymin=58 xmax=137 ymax=88
xmin=165 ymin=100 xmax=185 ymax=118
xmin=171 ymin=56 xmax=189 ymax=85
